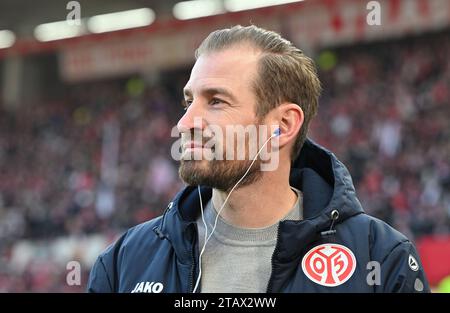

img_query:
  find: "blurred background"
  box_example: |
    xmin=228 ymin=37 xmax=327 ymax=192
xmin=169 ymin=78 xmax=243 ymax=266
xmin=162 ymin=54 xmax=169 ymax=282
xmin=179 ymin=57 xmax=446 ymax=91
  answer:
xmin=0 ymin=0 xmax=449 ymax=292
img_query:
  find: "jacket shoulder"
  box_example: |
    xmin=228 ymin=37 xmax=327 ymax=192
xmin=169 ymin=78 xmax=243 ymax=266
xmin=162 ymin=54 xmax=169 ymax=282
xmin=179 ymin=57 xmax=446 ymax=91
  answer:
xmin=87 ymin=216 xmax=163 ymax=292
xmin=345 ymin=213 xmax=409 ymax=255
xmin=343 ymin=213 xmax=430 ymax=292
xmin=122 ymin=216 xmax=164 ymax=248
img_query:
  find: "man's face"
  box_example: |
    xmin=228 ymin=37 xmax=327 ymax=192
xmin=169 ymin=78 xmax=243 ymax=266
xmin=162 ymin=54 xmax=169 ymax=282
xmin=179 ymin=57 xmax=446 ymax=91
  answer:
xmin=177 ymin=45 xmax=267 ymax=191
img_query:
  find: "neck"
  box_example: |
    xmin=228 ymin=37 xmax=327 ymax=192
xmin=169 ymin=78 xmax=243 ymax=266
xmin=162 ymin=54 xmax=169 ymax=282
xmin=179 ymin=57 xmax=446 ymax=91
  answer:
xmin=211 ymin=159 xmax=297 ymax=228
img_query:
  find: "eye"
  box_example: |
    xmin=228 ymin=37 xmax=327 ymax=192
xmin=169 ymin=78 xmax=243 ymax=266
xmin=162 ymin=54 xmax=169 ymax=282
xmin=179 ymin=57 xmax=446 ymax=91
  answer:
xmin=210 ymin=98 xmax=224 ymax=106
xmin=183 ymin=99 xmax=193 ymax=110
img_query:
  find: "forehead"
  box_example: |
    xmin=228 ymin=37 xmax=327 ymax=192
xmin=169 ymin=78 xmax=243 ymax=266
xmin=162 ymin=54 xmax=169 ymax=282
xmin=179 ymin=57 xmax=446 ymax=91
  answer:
xmin=184 ymin=45 xmax=262 ymax=96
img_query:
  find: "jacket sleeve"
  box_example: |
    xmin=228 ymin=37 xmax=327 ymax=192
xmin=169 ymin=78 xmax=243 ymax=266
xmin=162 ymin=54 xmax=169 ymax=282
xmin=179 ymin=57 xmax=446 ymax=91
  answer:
xmin=87 ymin=231 xmax=128 ymax=293
xmin=378 ymin=240 xmax=430 ymax=293
xmin=87 ymin=254 xmax=114 ymax=293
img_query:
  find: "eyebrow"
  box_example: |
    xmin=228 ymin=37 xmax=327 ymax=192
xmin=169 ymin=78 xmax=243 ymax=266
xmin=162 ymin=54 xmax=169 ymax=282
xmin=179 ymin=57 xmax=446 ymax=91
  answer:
xmin=183 ymin=87 xmax=237 ymax=103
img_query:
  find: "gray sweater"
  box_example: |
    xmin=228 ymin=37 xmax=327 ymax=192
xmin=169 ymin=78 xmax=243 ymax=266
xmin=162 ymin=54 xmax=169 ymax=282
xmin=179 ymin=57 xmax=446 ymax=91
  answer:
xmin=196 ymin=187 xmax=303 ymax=293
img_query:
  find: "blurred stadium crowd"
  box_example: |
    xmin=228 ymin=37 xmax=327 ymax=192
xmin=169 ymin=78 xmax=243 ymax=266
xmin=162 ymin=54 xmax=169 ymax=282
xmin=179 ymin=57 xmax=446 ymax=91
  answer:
xmin=0 ymin=30 xmax=449 ymax=291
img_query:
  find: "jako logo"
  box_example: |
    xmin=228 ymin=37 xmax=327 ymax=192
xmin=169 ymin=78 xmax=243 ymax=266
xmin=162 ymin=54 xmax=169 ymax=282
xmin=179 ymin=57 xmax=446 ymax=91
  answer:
xmin=131 ymin=281 xmax=164 ymax=293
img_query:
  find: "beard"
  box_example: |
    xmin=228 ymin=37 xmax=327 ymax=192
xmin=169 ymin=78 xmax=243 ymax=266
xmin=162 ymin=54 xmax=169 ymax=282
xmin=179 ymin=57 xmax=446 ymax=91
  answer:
xmin=179 ymin=157 xmax=262 ymax=192
xmin=178 ymin=127 xmax=265 ymax=192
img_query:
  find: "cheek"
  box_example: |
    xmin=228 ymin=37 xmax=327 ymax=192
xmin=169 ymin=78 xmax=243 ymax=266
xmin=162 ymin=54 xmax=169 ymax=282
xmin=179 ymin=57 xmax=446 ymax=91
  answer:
xmin=203 ymin=107 xmax=259 ymax=145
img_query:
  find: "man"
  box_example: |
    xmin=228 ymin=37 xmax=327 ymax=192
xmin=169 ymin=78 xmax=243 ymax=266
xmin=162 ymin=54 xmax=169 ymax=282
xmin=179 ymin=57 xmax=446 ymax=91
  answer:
xmin=88 ymin=25 xmax=429 ymax=293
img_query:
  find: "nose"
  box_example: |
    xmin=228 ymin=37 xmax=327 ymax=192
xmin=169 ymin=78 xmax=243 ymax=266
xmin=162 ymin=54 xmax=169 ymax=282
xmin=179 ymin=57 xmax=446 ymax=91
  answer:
xmin=177 ymin=102 xmax=206 ymax=134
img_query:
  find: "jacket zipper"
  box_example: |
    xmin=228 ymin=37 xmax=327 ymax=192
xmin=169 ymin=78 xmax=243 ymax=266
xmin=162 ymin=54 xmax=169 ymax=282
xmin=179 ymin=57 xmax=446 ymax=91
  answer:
xmin=188 ymin=223 xmax=198 ymax=293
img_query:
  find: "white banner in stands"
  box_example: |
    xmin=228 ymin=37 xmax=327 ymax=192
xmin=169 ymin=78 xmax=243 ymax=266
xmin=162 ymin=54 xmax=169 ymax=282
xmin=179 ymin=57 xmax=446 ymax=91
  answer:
xmin=59 ymin=33 xmax=200 ymax=82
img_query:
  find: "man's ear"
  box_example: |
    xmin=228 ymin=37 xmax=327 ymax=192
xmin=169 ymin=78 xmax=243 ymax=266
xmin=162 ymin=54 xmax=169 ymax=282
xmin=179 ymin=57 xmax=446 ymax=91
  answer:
xmin=276 ymin=102 xmax=304 ymax=149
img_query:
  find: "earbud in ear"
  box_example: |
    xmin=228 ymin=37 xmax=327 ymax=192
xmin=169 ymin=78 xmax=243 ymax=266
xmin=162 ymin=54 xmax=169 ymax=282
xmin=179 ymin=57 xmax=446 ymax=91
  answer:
xmin=272 ymin=128 xmax=281 ymax=137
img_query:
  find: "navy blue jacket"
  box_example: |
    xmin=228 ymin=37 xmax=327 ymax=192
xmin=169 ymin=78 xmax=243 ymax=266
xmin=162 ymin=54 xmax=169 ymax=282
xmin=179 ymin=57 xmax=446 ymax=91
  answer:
xmin=87 ymin=139 xmax=430 ymax=293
